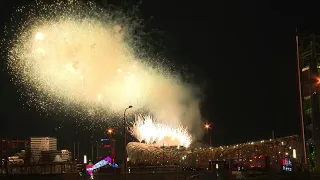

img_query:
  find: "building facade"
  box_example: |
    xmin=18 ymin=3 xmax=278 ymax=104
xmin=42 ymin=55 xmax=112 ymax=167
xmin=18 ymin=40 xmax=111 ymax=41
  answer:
xmin=41 ymin=150 xmax=72 ymax=162
xmin=126 ymin=136 xmax=300 ymax=170
xmin=61 ymin=150 xmax=72 ymax=162
xmin=298 ymin=34 xmax=320 ymax=170
xmin=27 ymin=137 xmax=57 ymax=162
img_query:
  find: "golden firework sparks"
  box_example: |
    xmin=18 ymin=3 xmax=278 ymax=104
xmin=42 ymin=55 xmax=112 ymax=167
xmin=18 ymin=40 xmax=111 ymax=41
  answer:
xmin=4 ymin=1 xmax=203 ymax=135
xmin=131 ymin=114 xmax=192 ymax=147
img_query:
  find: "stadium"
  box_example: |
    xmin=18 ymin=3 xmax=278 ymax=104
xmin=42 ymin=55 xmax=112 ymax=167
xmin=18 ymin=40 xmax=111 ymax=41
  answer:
xmin=126 ymin=135 xmax=301 ymax=170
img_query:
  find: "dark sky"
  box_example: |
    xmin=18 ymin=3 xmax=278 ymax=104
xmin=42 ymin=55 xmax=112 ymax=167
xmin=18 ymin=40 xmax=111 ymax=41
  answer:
xmin=0 ymin=0 xmax=312 ymax=154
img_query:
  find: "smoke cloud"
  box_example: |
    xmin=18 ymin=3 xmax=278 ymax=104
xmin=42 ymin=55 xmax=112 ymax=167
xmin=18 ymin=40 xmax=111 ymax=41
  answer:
xmin=5 ymin=1 xmax=204 ymax=140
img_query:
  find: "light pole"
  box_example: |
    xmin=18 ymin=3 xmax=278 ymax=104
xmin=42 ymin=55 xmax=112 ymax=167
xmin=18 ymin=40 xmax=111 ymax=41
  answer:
xmin=107 ymin=129 xmax=116 ymax=166
xmin=204 ymin=123 xmax=212 ymax=146
xmin=124 ymin=105 xmax=132 ymax=176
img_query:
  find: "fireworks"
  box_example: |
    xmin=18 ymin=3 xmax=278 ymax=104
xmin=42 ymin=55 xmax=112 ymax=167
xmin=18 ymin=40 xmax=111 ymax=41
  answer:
xmin=130 ymin=114 xmax=192 ymax=147
xmin=5 ymin=2 xmax=156 ymax=115
xmin=4 ymin=1 xmax=203 ymax=135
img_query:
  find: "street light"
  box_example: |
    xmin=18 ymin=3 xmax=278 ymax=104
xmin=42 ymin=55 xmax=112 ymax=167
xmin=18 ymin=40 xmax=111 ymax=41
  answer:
xmin=107 ymin=129 xmax=113 ymax=135
xmin=204 ymin=123 xmax=212 ymax=146
xmin=123 ymin=105 xmax=132 ymax=176
xmin=295 ymin=33 xmax=307 ymax=167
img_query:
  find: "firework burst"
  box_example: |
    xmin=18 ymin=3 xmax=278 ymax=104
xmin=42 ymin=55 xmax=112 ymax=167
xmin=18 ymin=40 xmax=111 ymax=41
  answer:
xmin=130 ymin=114 xmax=192 ymax=147
xmin=3 ymin=1 xmax=203 ymax=135
xmin=4 ymin=1 xmax=158 ymax=119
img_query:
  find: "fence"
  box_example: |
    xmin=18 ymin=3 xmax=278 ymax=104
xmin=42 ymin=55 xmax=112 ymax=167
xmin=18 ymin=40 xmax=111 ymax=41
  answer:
xmin=1 ymin=162 xmax=77 ymax=175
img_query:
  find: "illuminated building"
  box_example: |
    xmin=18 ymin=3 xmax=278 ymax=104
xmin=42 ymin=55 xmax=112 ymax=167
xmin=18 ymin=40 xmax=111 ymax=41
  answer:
xmin=297 ymin=34 xmax=320 ymax=170
xmin=26 ymin=137 xmax=57 ymax=162
xmin=99 ymin=138 xmax=116 ymax=163
xmin=60 ymin=150 xmax=72 ymax=162
xmin=126 ymin=135 xmax=300 ymax=170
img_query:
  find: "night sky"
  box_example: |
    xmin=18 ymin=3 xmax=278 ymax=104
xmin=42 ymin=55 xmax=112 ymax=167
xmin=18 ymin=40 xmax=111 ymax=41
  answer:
xmin=0 ymin=0 xmax=312 ymax=155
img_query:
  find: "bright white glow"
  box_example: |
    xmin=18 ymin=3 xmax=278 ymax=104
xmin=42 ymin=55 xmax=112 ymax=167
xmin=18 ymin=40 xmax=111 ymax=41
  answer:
xmin=84 ymin=155 xmax=87 ymax=164
xmin=130 ymin=114 xmax=192 ymax=147
xmin=293 ymin=149 xmax=297 ymax=159
xmin=216 ymin=164 xmax=219 ymax=169
xmin=35 ymin=32 xmax=44 ymax=40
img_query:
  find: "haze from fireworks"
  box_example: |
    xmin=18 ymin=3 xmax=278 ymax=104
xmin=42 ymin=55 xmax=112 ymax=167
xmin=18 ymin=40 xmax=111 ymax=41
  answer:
xmin=130 ymin=114 xmax=192 ymax=147
xmin=4 ymin=1 xmax=204 ymax=138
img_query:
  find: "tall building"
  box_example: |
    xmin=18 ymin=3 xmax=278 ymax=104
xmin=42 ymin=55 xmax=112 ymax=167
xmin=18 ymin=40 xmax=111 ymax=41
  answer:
xmin=27 ymin=137 xmax=57 ymax=162
xmin=297 ymin=34 xmax=320 ymax=170
xmin=0 ymin=140 xmax=8 ymax=159
xmin=99 ymin=137 xmax=116 ymax=162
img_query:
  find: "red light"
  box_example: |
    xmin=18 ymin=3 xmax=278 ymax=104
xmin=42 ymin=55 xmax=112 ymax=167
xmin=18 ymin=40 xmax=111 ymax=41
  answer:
xmin=104 ymin=144 xmax=111 ymax=148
